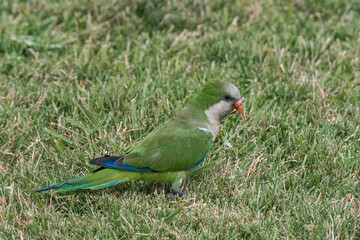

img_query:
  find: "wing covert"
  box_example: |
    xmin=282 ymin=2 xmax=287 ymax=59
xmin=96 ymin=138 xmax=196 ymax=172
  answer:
xmin=123 ymin=127 xmax=213 ymax=172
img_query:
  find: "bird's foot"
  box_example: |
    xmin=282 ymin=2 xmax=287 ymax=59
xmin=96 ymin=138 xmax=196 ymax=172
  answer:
xmin=169 ymin=188 xmax=187 ymax=200
xmin=169 ymin=175 xmax=186 ymax=199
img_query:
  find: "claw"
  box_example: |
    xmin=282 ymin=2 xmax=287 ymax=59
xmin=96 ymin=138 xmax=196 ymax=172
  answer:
xmin=169 ymin=188 xmax=187 ymax=199
xmin=173 ymin=189 xmax=185 ymax=197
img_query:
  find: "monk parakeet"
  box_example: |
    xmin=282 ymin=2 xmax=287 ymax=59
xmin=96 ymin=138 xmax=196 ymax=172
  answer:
xmin=36 ymin=81 xmax=243 ymax=197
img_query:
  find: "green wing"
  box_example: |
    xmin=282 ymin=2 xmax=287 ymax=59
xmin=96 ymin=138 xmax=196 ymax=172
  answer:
xmin=123 ymin=121 xmax=213 ymax=172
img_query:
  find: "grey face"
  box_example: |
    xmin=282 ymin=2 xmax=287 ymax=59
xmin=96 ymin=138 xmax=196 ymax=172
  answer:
xmin=205 ymin=82 xmax=242 ymax=124
xmin=223 ymin=82 xmax=241 ymax=101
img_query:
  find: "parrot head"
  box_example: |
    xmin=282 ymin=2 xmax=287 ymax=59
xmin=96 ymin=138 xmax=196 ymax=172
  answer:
xmin=196 ymin=80 xmax=243 ymax=122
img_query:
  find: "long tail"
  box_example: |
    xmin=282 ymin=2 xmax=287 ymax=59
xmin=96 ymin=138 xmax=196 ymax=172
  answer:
xmin=35 ymin=168 xmax=141 ymax=193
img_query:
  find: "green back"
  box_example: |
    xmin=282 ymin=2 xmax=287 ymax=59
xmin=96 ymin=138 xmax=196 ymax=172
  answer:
xmin=123 ymin=116 xmax=213 ymax=172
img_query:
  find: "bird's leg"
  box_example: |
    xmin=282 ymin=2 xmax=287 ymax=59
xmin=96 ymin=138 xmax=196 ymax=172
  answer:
xmin=171 ymin=179 xmax=184 ymax=197
xmin=170 ymin=173 xmax=186 ymax=198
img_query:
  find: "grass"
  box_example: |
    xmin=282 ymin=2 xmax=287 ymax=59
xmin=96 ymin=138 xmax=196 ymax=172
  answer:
xmin=1 ymin=0 xmax=360 ymax=238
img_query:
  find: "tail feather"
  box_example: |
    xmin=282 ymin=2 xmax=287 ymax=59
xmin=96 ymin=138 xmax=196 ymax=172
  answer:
xmin=35 ymin=168 xmax=141 ymax=193
xmin=35 ymin=176 xmax=85 ymax=192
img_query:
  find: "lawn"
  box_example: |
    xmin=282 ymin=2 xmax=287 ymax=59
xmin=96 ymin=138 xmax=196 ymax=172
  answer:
xmin=1 ymin=0 xmax=360 ymax=239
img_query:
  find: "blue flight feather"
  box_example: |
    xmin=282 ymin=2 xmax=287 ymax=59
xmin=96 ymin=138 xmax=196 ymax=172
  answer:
xmin=91 ymin=154 xmax=206 ymax=172
xmin=186 ymin=155 xmax=206 ymax=171
xmin=91 ymin=156 xmax=158 ymax=172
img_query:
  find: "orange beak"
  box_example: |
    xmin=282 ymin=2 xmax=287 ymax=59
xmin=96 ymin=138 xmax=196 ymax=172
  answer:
xmin=230 ymin=100 xmax=243 ymax=115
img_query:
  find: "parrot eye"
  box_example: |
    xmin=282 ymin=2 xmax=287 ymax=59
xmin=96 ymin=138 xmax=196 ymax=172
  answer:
xmin=223 ymin=94 xmax=232 ymax=101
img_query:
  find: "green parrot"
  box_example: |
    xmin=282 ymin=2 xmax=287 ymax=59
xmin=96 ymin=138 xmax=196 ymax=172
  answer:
xmin=36 ymin=80 xmax=243 ymax=197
